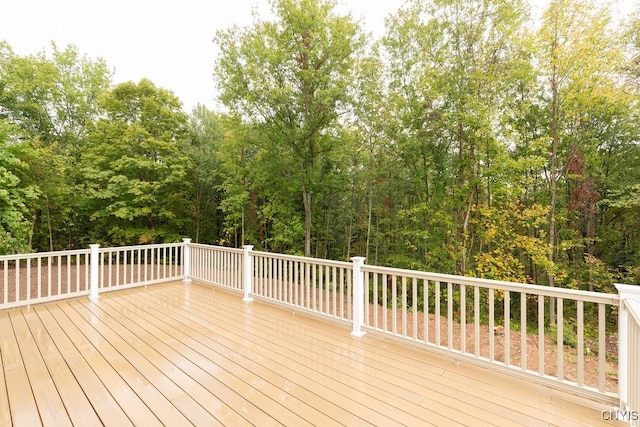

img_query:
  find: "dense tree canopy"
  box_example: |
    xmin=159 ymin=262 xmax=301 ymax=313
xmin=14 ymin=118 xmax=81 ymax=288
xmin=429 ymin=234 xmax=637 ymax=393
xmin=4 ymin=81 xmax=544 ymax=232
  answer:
xmin=82 ymin=79 xmax=191 ymax=244
xmin=0 ymin=0 xmax=639 ymax=293
xmin=214 ymin=0 xmax=365 ymax=255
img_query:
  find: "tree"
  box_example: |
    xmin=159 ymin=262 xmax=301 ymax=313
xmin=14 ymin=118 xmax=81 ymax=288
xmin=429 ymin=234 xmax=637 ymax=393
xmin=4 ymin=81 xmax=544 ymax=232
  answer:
xmin=0 ymin=42 xmax=112 ymax=250
xmin=214 ymin=0 xmax=365 ymax=255
xmin=185 ymin=105 xmax=225 ymax=243
xmin=217 ymin=117 xmax=261 ymax=247
xmin=0 ymin=119 xmax=36 ymax=254
xmin=535 ymin=0 xmax=628 ymax=319
xmin=83 ymin=80 xmax=191 ymax=245
xmin=0 ymin=42 xmax=111 ymax=157
xmin=623 ymin=5 xmax=640 ymax=93
xmin=346 ymin=52 xmax=389 ymax=262
xmin=381 ymin=0 xmax=533 ymax=273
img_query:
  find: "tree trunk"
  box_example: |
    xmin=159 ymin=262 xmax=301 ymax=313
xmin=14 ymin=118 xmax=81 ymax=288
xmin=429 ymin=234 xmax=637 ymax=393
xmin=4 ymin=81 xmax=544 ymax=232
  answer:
xmin=302 ymin=182 xmax=312 ymax=257
xmin=366 ymin=188 xmax=372 ymax=261
xmin=195 ymin=193 xmax=202 ymax=243
xmin=346 ymin=216 xmax=352 ymax=259
xmin=29 ymin=210 xmax=37 ymax=248
xmin=548 ymin=36 xmax=560 ymax=326
xmin=46 ymin=201 xmax=53 ymax=252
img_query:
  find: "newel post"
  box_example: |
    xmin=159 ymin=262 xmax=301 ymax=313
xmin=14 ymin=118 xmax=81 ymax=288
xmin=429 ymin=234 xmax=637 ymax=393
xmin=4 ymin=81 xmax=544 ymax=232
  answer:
xmin=351 ymin=256 xmax=367 ymax=337
xmin=615 ymin=283 xmax=640 ymax=411
xmin=243 ymin=245 xmax=254 ymax=302
xmin=182 ymin=238 xmax=192 ymax=283
xmin=89 ymin=244 xmax=100 ymax=300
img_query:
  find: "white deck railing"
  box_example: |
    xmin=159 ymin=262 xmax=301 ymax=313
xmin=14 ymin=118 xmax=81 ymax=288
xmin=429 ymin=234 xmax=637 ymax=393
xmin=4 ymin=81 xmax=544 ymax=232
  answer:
xmin=186 ymin=244 xmax=354 ymax=322
xmin=359 ymin=264 xmax=620 ymax=403
xmin=617 ymin=284 xmax=640 ymax=425
xmin=97 ymin=242 xmax=185 ymax=292
xmin=0 ymin=241 xmax=185 ymax=308
xmin=188 ymin=243 xmax=244 ymax=291
xmin=184 ymin=244 xmax=628 ymax=405
xmin=2 ymin=241 xmax=638 ymax=413
xmin=0 ymin=249 xmax=91 ymax=308
xmin=250 ymin=250 xmax=353 ymax=323
xmin=626 ymin=300 xmax=640 ymax=426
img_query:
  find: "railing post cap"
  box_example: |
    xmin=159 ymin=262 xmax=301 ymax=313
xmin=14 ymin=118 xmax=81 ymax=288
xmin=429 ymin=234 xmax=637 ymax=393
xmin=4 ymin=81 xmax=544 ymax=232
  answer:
xmin=243 ymin=245 xmax=254 ymax=250
xmin=615 ymin=283 xmax=640 ymax=299
xmin=182 ymin=238 xmax=192 ymax=244
xmin=351 ymin=256 xmax=366 ymax=263
xmin=89 ymin=244 xmax=100 ymax=249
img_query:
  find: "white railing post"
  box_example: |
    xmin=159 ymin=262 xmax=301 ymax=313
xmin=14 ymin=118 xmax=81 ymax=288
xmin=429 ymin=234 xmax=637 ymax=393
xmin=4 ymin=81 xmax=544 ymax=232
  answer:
xmin=615 ymin=284 xmax=640 ymax=412
xmin=89 ymin=244 xmax=100 ymax=300
xmin=182 ymin=238 xmax=192 ymax=283
xmin=243 ymin=245 xmax=254 ymax=302
xmin=351 ymin=256 xmax=367 ymax=337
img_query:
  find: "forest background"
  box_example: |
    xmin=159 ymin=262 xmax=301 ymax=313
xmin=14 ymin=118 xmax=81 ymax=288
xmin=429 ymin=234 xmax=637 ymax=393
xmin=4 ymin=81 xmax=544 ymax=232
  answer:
xmin=1 ymin=0 xmax=640 ymax=297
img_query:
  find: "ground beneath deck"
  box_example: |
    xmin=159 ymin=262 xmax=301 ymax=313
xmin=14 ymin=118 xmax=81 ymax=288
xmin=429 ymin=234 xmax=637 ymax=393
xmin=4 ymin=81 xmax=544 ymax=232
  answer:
xmin=0 ymin=281 xmax=623 ymax=426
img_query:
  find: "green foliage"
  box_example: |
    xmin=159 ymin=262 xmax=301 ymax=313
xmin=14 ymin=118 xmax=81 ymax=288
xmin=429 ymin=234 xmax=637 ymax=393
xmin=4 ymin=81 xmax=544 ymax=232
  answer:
xmin=0 ymin=0 xmax=638 ymax=300
xmin=214 ymin=0 xmax=365 ymax=255
xmin=548 ymin=319 xmax=578 ymax=348
xmin=0 ymin=42 xmax=112 ymax=251
xmin=82 ymin=79 xmax=191 ymax=245
xmin=0 ymin=120 xmax=35 ymax=253
xmin=183 ymin=105 xmax=226 ymax=244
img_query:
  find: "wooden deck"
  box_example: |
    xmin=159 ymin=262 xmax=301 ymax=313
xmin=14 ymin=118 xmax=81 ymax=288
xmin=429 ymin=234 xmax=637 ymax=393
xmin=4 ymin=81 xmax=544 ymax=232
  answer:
xmin=0 ymin=280 xmax=624 ymax=426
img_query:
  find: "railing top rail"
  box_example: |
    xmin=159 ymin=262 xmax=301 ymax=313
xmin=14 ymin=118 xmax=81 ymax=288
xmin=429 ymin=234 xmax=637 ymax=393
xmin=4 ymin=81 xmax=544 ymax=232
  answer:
xmin=188 ymin=243 xmax=243 ymax=254
xmin=0 ymin=242 xmax=186 ymax=262
xmin=0 ymin=248 xmax=91 ymax=262
xmin=251 ymin=250 xmax=353 ymax=269
xmin=362 ymin=264 xmax=619 ymax=305
xmin=99 ymin=242 xmax=183 ymax=253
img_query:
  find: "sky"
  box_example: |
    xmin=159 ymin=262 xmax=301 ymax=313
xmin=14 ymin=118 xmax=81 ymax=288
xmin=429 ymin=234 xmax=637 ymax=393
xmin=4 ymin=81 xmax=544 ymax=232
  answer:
xmin=0 ymin=0 xmax=634 ymax=113
xmin=0 ymin=0 xmax=404 ymax=112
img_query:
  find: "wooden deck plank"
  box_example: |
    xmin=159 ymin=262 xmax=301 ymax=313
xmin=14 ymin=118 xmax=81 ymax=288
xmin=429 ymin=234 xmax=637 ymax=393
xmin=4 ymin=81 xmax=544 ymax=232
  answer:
xmin=191 ymin=286 xmax=621 ymax=427
xmin=233 ymin=307 xmax=542 ymax=427
xmin=0 ymin=312 xmax=42 ymax=427
xmin=21 ymin=308 xmax=103 ymax=427
xmin=176 ymin=283 xmax=623 ymax=427
xmin=64 ymin=300 xmax=222 ymax=427
xmin=32 ymin=305 xmax=135 ymax=427
xmin=200 ymin=292 xmax=537 ymax=427
xmin=281 ymin=303 xmax=621 ymax=427
xmin=93 ymin=296 xmax=344 ymax=427
xmin=120 ymin=287 xmax=416 ymax=426
xmin=297 ymin=321 xmax=601 ymax=427
xmin=58 ymin=300 xmax=195 ymax=427
xmin=67 ymin=299 xmax=248 ymax=427
xmin=83 ymin=301 xmax=287 ymax=427
xmin=45 ymin=303 xmax=165 ymax=427
xmin=8 ymin=310 xmax=73 ymax=427
xmin=0 ymin=316 xmax=12 ymax=427
xmin=138 ymin=285 xmax=494 ymax=426
xmin=97 ymin=290 xmax=363 ymax=426
xmin=440 ymin=362 xmax=615 ymax=426
xmin=111 ymin=282 xmax=621 ymax=427
xmin=148 ymin=284 xmax=534 ymax=426
xmin=0 ymin=280 xmax=626 ymax=427
xmin=110 ymin=286 xmax=412 ymax=425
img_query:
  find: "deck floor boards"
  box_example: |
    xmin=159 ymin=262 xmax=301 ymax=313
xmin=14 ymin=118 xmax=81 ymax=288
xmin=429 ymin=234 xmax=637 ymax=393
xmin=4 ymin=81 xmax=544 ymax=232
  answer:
xmin=0 ymin=281 xmax=625 ymax=426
